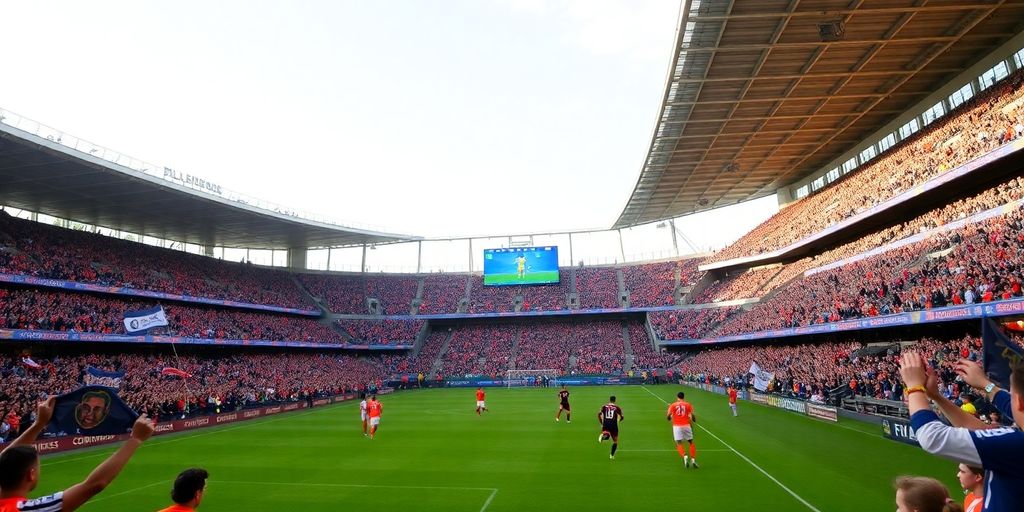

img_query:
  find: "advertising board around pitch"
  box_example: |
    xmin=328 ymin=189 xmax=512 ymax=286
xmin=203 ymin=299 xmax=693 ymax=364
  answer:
xmin=483 ymin=246 xmax=559 ymax=286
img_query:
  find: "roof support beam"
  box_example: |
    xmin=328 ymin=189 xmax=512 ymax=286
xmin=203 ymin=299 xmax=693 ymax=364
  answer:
xmin=676 ymin=33 xmax=1012 ymax=52
xmin=674 ymin=68 xmax=961 ymax=83
xmin=690 ymin=4 xmax=1019 ymax=21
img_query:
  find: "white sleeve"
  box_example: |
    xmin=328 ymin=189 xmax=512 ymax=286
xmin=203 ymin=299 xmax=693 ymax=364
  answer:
xmin=915 ymin=421 xmax=983 ymax=466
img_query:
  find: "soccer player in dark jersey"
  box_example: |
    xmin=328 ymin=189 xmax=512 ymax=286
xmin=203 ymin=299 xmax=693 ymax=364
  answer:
xmin=555 ymin=385 xmax=571 ymax=423
xmin=597 ymin=396 xmax=624 ymax=459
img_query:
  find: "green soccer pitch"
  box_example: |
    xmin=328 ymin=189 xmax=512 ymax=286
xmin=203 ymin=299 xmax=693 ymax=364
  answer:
xmin=35 ymin=386 xmax=956 ymax=511
xmin=483 ymin=271 xmax=560 ymax=286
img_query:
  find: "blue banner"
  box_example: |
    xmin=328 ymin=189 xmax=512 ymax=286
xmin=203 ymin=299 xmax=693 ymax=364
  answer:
xmin=0 ymin=328 xmax=411 ymax=350
xmin=982 ymin=318 xmax=1024 ymax=389
xmin=82 ymin=366 xmax=125 ymax=389
xmin=47 ymin=385 xmax=139 ymax=436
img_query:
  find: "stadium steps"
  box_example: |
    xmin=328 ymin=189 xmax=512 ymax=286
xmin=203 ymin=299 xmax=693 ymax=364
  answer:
xmin=289 ymin=274 xmax=331 ymax=314
xmin=457 ymin=276 xmax=472 ymax=313
xmin=410 ymin=277 xmax=426 ymax=315
xmin=616 ymin=269 xmax=630 ymax=308
xmin=751 ymin=264 xmax=786 ymax=297
xmin=428 ymin=329 xmax=455 ymax=379
xmin=621 ymin=321 xmax=634 ymax=373
xmin=680 ymin=270 xmax=718 ymax=305
xmin=507 ymin=324 xmax=523 ymax=370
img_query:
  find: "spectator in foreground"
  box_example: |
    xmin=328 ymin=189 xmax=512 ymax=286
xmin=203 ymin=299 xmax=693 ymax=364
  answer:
xmin=899 ymin=351 xmax=1024 ymax=511
xmin=894 ymin=475 xmax=963 ymax=512
xmin=0 ymin=397 xmax=156 ymax=512
xmin=957 ymin=464 xmax=984 ymax=512
xmin=157 ymin=468 xmax=209 ymax=511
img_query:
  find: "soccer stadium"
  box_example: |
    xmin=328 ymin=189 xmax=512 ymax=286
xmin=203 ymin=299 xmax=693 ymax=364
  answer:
xmin=4 ymin=1 xmax=1024 ymax=511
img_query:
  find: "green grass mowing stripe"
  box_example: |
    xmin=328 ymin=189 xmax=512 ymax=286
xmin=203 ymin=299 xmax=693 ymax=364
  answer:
xmin=639 ymin=385 xmax=823 ymax=512
xmin=28 ymin=387 xmax=958 ymax=511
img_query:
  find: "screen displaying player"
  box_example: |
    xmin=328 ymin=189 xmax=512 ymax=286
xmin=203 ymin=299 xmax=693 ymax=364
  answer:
xmin=483 ymin=246 xmax=559 ymax=286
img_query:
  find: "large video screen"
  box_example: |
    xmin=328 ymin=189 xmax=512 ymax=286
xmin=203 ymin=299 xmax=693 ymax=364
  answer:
xmin=483 ymin=246 xmax=559 ymax=286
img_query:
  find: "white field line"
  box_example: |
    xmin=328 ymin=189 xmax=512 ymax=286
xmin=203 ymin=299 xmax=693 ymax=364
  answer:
xmin=640 ymin=386 xmax=822 ymax=512
xmin=44 ymin=401 xmax=354 ymax=467
xmin=85 ymin=479 xmax=171 ymax=504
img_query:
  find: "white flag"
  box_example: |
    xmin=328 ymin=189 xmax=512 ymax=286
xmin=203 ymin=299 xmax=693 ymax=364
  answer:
xmin=123 ymin=306 xmax=168 ymax=333
xmin=749 ymin=362 xmax=774 ymax=392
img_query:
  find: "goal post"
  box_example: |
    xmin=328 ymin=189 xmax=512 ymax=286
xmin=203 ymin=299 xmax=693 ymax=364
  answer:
xmin=506 ymin=369 xmax=560 ymax=388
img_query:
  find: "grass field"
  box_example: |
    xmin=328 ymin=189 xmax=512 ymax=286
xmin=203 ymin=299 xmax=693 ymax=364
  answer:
xmin=483 ymin=271 xmax=560 ymax=286
xmin=34 ymin=386 xmax=957 ymax=511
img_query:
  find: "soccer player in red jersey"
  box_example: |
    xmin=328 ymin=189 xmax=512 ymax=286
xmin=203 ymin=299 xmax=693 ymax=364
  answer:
xmin=597 ymin=396 xmax=624 ymax=459
xmin=728 ymin=385 xmax=738 ymax=417
xmin=475 ymin=387 xmax=488 ymax=415
xmin=366 ymin=395 xmax=383 ymax=439
xmin=667 ymin=391 xmax=699 ymax=468
xmin=555 ymin=385 xmax=571 ymax=423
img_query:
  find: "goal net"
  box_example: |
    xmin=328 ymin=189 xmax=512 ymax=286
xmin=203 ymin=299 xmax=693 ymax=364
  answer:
xmin=506 ymin=369 xmax=560 ymax=388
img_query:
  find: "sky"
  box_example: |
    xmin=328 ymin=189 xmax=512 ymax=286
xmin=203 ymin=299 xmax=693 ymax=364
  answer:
xmin=0 ymin=0 xmax=778 ymax=267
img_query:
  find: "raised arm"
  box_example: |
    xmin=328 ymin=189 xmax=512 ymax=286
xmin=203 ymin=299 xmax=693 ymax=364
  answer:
xmin=922 ymin=366 xmax=991 ymax=430
xmin=60 ymin=415 xmax=156 ymax=512
xmin=1 ymin=397 xmax=54 ymax=454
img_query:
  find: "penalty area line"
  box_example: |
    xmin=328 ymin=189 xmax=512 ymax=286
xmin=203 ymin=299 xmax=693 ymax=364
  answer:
xmin=639 ymin=386 xmax=822 ymax=512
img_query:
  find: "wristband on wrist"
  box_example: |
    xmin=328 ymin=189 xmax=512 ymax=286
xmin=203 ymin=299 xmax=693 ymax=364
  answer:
xmin=905 ymin=386 xmax=927 ymax=396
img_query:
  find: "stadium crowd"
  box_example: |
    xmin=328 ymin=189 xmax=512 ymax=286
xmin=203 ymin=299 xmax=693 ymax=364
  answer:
xmin=439 ymin=324 xmax=516 ymax=377
xmin=716 ymin=206 xmax=1024 ymax=335
xmin=649 ymin=307 xmax=739 ymax=340
xmin=336 ymin=318 xmax=424 ymax=345
xmin=576 ymin=267 xmax=620 ymax=309
xmin=679 ymin=335 xmax=981 ymax=405
xmin=0 ymin=211 xmax=311 ymax=309
xmin=419 ymin=274 xmax=467 ymax=314
xmin=622 ymin=260 xmax=678 ymax=307
xmin=0 ymin=287 xmax=345 ymax=343
xmin=0 ymin=350 xmax=394 ymax=436
xmin=709 ymin=67 xmax=1024 ymax=264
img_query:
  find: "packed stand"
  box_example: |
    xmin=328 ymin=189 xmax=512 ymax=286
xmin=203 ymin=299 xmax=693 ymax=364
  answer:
xmin=677 ymin=335 xmax=981 ymax=405
xmin=623 ymin=260 xmax=679 ymax=307
xmin=709 ymin=68 xmax=1024 ymax=263
xmin=696 ymin=266 xmax=781 ymax=302
xmin=439 ymin=324 xmax=515 ymax=377
xmin=365 ymin=276 xmax=418 ymax=315
xmin=514 ymin=318 xmax=624 ymax=373
xmin=467 ymin=276 xmax=514 ymax=313
xmin=649 ymin=307 xmax=738 ymax=340
xmin=717 ymin=206 xmax=1024 ymax=335
xmin=336 ymin=318 xmax=424 ymax=345
xmin=519 ymin=271 xmax=571 ymax=311
xmin=0 ymin=212 xmax=311 ymax=309
xmin=568 ymin=319 xmax=625 ymax=374
xmin=575 ymin=266 xmax=620 ymax=309
xmin=0 ymin=350 xmax=397 ymax=430
xmin=297 ymin=273 xmax=367 ymax=314
xmin=419 ymin=274 xmax=467 ymax=314
xmin=0 ymin=286 xmax=345 ymax=343
xmin=627 ymin=321 xmax=675 ymax=370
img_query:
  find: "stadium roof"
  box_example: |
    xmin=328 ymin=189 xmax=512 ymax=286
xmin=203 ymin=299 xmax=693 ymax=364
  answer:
xmin=615 ymin=0 xmax=1024 ymax=229
xmin=0 ymin=120 xmax=419 ymax=250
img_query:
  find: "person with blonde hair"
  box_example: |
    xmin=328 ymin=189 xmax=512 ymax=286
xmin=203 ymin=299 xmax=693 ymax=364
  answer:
xmin=894 ymin=476 xmax=963 ymax=512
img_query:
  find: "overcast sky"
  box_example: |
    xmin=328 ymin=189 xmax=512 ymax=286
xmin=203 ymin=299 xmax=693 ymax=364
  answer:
xmin=1 ymin=0 xmax=777 ymax=258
